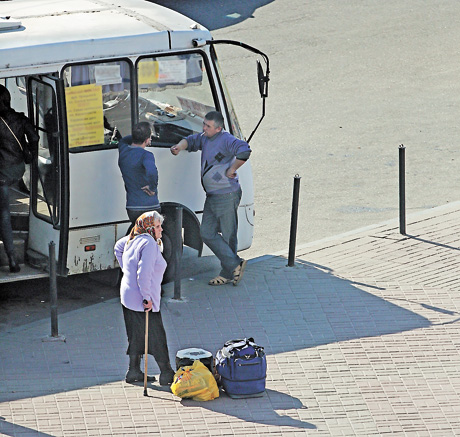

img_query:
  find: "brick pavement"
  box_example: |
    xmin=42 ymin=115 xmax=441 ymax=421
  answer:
xmin=1 ymin=202 xmax=460 ymax=436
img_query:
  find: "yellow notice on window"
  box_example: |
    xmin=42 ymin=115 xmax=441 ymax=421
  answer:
xmin=138 ymin=60 xmax=159 ymax=85
xmin=65 ymin=84 xmax=104 ymax=148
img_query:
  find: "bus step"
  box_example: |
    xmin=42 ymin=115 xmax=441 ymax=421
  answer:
xmin=26 ymin=248 xmax=49 ymax=271
xmin=11 ymin=212 xmax=29 ymax=232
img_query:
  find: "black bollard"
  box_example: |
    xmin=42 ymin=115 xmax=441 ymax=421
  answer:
xmin=288 ymin=174 xmax=301 ymax=267
xmin=399 ymin=144 xmax=406 ymax=235
xmin=49 ymin=241 xmax=58 ymax=337
xmin=173 ymin=206 xmax=183 ymax=300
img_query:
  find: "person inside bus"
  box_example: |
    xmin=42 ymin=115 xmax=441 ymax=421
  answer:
xmin=118 ymin=122 xmax=160 ymax=227
xmin=170 ymin=110 xmax=251 ymax=287
xmin=114 ymin=210 xmax=175 ymax=385
xmin=0 ymin=84 xmax=38 ymax=273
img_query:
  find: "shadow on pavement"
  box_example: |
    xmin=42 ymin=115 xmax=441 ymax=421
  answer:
xmin=162 ymin=256 xmax=434 ymax=359
xmin=180 ymin=388 xmax=316 ymax=430
xmin=281 ymin=258 xmax=432 ymax=349
xmin=0 ymin=255 xmax=440 ymax=419
xmin=149 ymin=0 xmax=274 ymax=31
xmin=0 ymin=417 xmax=54 ymax=437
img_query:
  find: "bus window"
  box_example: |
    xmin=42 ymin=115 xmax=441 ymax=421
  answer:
xmin=62 ymin=60 xmax=131 ymax=151
xmin=211 ymin=48 xmax=245 ymax=140
xmin=136 ymin=53 xmax=215 ymax=146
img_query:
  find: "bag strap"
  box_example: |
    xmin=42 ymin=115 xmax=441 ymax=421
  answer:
xmin=0 ymin=116 xmax=24 ymax=152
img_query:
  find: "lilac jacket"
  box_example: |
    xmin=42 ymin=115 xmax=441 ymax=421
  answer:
xmin=114 ymin=234 xmax=166 ymax=312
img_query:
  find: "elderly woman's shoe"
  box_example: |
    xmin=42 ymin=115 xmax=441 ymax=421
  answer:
xmin=158 ymin=362 xmax=175 ymax=385
xmin=125 ymin=355 xmax=156 ymax=383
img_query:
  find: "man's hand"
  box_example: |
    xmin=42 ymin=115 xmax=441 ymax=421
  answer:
xmin=226 ymin=159 xmax=246 ymax=179
xmin=226 ymin=167 xmax=237 ymax=179
xmin=141 ymin=186 xmax=155 ymax=196
xmin=170 ymin=139 xmax=188 ymax=155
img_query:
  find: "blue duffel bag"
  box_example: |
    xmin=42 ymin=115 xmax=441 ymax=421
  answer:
xmin=215 ymin=338 xmax=266 ymax=398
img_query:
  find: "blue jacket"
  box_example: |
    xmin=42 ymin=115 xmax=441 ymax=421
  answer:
xmin=118 ymin=135 xmax=160 ymax=210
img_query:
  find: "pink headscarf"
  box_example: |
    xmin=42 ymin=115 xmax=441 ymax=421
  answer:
xmin=127 ymin=211 xmax=163 ymax=245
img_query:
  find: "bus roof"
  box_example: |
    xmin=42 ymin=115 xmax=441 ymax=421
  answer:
xmin=0 ymin=0 xmax=211 ymax=75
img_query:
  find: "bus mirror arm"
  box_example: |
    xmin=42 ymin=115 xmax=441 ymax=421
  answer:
xmin=201 ymin=39 xmax=270 ymax=72
xmin=246 ymin=95 xmax=266 ymax=144
xmin=197 ymin=39 xmax=270 ymax=144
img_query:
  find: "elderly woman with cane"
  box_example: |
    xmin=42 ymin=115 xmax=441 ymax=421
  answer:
xmin=114 ymin=210 xmax=175 ymax=386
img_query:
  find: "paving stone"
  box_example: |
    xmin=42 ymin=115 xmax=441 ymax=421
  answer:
xmin=2 ymin=202 xmax=460 ymax=435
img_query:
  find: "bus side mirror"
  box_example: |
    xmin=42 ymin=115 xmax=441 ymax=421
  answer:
xmin=257 ymin=60 xmax=269 ymax=98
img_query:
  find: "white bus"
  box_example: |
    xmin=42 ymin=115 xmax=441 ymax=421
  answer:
xmin=0 ymin=0 xmax=269 ymax=283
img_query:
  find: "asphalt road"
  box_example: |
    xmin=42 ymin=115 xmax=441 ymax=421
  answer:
xmin=152 ymin=0 xmax=460 ymax=260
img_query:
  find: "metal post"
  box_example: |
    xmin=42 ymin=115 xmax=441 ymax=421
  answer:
xmin=399 ymin=144 xmax=406 ymax=235
xmin=49 ymin=241 xmax=58 ymax=337
xmin=173 ymin=206 xmax=183 ymax=300
xmin=288 ymin=174 xmax=301 ymax=267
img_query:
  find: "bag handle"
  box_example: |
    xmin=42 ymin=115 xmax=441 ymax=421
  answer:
xmin=0 ymin=116 xmax=24 ymax=152
xmin=223 ymin=337 xmax=264 ymax=356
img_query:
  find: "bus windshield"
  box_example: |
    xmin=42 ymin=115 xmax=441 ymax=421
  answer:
xmin=137 ymin=53 xmax=216 ymax=146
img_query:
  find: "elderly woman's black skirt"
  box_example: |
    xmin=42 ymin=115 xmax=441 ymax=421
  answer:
xmin=122 ymin=305 xmax=170 ymax=364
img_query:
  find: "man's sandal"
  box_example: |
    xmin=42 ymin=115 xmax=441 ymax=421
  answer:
xmin=232 ymin=259 xmax=248 ymax=286
xmin=208 ymin=275 xmax=230 ymax=286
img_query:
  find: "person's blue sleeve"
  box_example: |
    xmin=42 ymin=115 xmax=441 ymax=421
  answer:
xmin=185 ymin=133 xmax=202 ymax=152
xmin=143 ymin=151 xmax=158 ymax=189
xmin=236 ymin=149 xmax=251 ymax=161
xmin=227 ymin=134 xmax=251 ymax=160
xmin=120 ymin=135 xmax=133 ymax=145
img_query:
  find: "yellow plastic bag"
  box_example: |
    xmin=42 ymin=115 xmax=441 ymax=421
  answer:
xmin=171 ymin=360 xmax=219 ymax=401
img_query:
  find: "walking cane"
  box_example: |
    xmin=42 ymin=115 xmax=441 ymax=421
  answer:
xmin=143 ymin=300 xmax=149 ymax=396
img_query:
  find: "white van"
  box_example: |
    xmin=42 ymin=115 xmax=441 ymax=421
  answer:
xmin=0 ymin=0 xmax=269 ymax=283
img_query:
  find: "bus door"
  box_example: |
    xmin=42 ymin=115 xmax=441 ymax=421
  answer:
xmin=27 ymin=76 xmax=69 ymax=276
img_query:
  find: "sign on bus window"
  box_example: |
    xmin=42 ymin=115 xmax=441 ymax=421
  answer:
xmin=63 ymin=60 xmax=132 ymax=150
xmin=65 ymin=84 xmax=104 ymax=148
xmin=94 ymin=65 xmax=123 ymax=86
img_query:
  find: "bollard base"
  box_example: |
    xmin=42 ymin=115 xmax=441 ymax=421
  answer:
xmin=41 ymin=334 xmax=66 ymax=342
xmin=286 ymin=262 xmax=299 ymax=268
xmin=168 ymin=297 xmax=188 ymax=303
